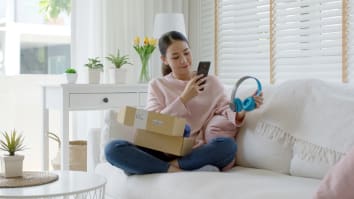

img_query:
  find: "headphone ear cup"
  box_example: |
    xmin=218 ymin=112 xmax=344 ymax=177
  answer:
xmin=243 ymin=97 xmax=256 ymax=112
xmin=233 ymin=98 xmax=243 ymax=112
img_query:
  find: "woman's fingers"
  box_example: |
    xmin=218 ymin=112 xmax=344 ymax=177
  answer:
xmin=194 ymin=74 xmax=205 ymax=83
xmin=194 ymin=75 xmax=207 ymax=92
xmin=182 ymin=75 xmax=206 ymax=101
xmin=254 ymin=95 xmax=264 ymax=108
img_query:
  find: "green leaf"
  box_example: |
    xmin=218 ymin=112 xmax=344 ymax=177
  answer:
xmin=0 ymin=129 xmax=26 ymax=156
xmin=65 ymin=68 xmax=76 ymax=73
xmin=105 ymin=49 xmax=132 ymax=69
xmin=84 ymin=57 xmax=104 ymax=70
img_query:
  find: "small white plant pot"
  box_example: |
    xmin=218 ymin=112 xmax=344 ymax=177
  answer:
xmin=88 ymin=69 xmax=101 ymax=84
xmin=0 ymin=155 xmax=24 ymax=178
xmin=109 ymin=68 xmax=127 ymax=84
xmin=65 ymin=73 xmax=78 ymax=84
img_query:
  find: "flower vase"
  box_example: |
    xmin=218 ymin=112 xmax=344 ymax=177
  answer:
xmin=139 ymin=57 xmax=151 ymax=83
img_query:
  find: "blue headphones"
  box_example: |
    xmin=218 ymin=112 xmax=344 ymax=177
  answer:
xmin=229 ymin=76 xmax=262 ymax=112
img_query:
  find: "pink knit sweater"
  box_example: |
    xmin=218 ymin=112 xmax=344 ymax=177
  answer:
xmin=146 ymin=73 xmax=242 ymax=146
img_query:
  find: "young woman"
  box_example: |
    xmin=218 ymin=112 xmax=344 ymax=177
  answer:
xmin=105 ymin=31 xmax=263 ymax=174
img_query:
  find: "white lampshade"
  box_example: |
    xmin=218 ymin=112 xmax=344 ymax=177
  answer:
xmin=153 ymin=13 xmax=187 ymax=39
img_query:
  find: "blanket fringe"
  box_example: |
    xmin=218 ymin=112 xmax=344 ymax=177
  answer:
xmin=255 ymin=121 xmax=344 ymax=164
xmin=294 ymin=140 xmax=343 ymax=164
xmin=255 ymin=121 xmax=295 ymax=147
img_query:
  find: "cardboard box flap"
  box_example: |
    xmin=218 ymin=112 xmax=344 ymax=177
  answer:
xmin=117 ymin=106 xmax=136 ymax=126
xmin=117 ymin=106 xmax=186 ymax=137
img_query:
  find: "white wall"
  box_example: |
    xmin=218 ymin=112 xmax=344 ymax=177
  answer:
xmin=0 ymin=75 xmax=65 ymax=170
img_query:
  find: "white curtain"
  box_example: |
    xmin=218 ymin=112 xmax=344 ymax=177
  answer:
xmin=71 ymin=0 xmax=189 ymax=139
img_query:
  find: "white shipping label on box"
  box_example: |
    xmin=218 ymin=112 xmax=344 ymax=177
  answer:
xmin=152 ymin=119 xmax=164 ymax=126
xmin=134 ymin=109 xmax=148 ymax=129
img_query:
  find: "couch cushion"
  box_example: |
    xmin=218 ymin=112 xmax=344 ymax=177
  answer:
xmin=289 ymin=142 xmax=332 ymax=179
xmin=100 ymin=109 xmax=135 ymax=162
xmin=236 ymin=122 xmax=292 ymax=174
xmin=250 ymin=79 xmax=354 ymax=179
xmin=235 ymin=85 xmax=293 ymax=174
xmin=96 ymin=162 xmax=320 ymax=199
xmin=290 ymin=154 xmax=332 ymax=179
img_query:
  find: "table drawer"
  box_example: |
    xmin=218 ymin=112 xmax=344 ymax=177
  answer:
xmin=69 ymin=93 xmax=138 ymax=109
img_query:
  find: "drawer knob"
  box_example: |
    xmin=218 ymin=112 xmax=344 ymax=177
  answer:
xmin=103 ymin=97 xmax=109 ymax=103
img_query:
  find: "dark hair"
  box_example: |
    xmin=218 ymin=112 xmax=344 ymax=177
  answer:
xmin=158 ymin=31 xmax=189 ymax=76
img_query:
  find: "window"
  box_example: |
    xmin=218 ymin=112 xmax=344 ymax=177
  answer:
xmin=212 ymin=0 xmax=353 ymax=86
xmin=273 ymin=0 xmax=342 ymax=83
xmin=216 ymin=0 xmax=270 ymax=86
xmin=0 ymin=0 xmax=71 ymax=75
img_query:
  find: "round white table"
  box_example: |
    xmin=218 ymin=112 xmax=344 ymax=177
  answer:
xmin=0 ymin=171 xmax=106 ymax=198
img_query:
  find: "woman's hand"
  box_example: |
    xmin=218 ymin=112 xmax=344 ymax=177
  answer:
xmin=235 ymin=91 xmax=263 ymax=125
xmin=235 ymin=111 xmax=246 ymax=125
xmin=179 ymin=74 xmax=207 ymax=104
xmin=253 ymin=91 xmax=264 ymax=109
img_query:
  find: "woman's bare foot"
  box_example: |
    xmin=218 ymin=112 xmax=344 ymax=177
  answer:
xmin=221 ymin=158 xmax=236 ymax=172
xmin=168 ymin=159 xmax=182 ymax=172
xmin=168 ymin=165 xmax=182 ymax=172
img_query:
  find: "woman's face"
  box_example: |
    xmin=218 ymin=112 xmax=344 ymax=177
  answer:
xmin=161 ymin=40 xmax=192 ymax=78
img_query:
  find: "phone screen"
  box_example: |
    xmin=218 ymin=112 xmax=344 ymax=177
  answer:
xmin=197 ymin=61 xmax=211 ymax=91
xmin=197 ymin=61 xmax=211 ymax=77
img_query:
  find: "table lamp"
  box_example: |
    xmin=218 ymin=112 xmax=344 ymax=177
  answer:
xmin=153 ymin=13 xmax=187 ymax=39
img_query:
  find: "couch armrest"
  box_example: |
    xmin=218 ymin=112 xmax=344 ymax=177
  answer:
xmin=87 ymin=128 xmax=101 ymax=173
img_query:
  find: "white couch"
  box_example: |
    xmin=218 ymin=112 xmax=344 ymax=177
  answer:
xmin=88 ymin=79 xmax=354 ymax=199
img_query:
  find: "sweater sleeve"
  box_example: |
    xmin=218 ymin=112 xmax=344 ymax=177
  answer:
xmin=212 ymin=77 xmax=245 ymax=127
xmin=145 ymin=79 xmax=191 ymax=117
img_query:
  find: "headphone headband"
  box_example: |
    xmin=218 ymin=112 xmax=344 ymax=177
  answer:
xmin=229 ymin=76 xmax=262 ymax=112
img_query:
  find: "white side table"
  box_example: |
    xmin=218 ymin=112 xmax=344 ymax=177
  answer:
xmin=41 ymin=84 xmax=148 ymax=170
xmin=0 ymin=171 xmax=106 ymax=198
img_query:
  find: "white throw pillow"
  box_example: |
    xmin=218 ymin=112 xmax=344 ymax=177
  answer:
xmin=289 ymin=141 xmax=340 ymax=179
xmin=290 ymin=154 xmax=332 ymax=179
xmin=100 ymin=109 xmax=135 ymax=162
xmin=236 ymin=121 xmax=293 ymax=174
xmin=233 ymin=84 xmax=293 ymax=174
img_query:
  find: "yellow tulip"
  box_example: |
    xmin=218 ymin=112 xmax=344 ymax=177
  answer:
xmin=149 ymin=38 xmax=157 ymax=46
xmin=133 ymin=35 xmax=157 ymax=83
xmin=143 ymin=37 xmax=149 ymax=45
xmin=133 ymin=36 xmax=140 ymax=46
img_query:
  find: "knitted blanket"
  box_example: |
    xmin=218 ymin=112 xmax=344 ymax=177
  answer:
xmin=254 ymin=79 xmax=354 ymax=164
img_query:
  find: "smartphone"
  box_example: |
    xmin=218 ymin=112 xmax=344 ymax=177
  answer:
xmin=197 ymin=61 xmax=211 ymax=77
xmin=196 ymin=61 xmax=211 ymax=91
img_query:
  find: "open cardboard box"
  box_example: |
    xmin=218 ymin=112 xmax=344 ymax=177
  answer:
xmin=117 ymin=106 xmax=187 ymax=137
xmin=134 ymin=129 xmax=194 ymax=156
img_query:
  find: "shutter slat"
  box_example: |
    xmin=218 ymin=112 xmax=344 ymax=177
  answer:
xmin=214 ymin=0 xmax=351 ymax=85
xmin=273 ymin=0 xmax=342 ymax=83
xmin=217 ymin=0 xmax=269 ymax=86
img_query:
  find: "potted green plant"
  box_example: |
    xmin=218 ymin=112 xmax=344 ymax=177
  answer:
xmin=0 ymin=129 xmax=26 ymax=178
xmin=106 ymin=50 xmax=132 ymax=84
xmin=64 ymin=67 xmax=78 ymax=84
xmin=106 ymin=50 xmax=132 ymax=69
xmin=84 ymin=57 xmax=104 ymax=84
